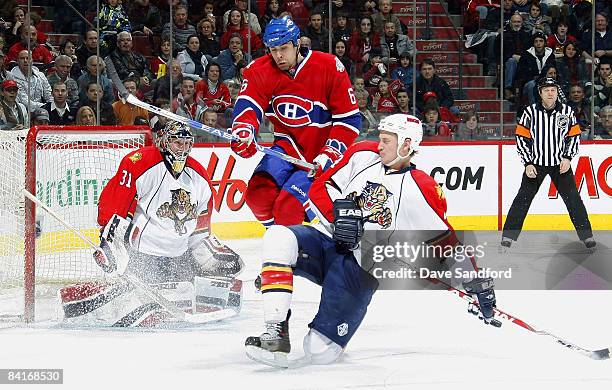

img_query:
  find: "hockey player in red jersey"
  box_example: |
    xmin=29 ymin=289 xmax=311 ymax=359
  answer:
xmin=230 ymin=16 xmax=361 ymax=227
xmin=59 ymin=122 xmax=244 ymax=326
xmin=245 ymin=114 xmax=499 ymax=367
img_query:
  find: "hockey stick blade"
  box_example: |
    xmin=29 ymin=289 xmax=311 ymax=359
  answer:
xmin=448 ymin=286 xmax=611 ymax=360
xmin=103 ymin=57 xmax=315 ymax=171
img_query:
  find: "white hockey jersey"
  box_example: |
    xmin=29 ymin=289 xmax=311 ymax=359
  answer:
xmin=98 ymin=146 xmax=213 ymax=257
xmin=309 ymin=141 xmax=452 ymax=236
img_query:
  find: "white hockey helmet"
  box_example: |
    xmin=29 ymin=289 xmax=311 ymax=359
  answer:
xmin=377 ymin=114 xmax=423 ymax=166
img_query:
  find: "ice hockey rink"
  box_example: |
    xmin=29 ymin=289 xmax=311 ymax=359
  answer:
xmin=1 ymin=235 xmax=612 ymax=390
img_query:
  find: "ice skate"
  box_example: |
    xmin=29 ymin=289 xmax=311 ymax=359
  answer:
xmin=245 ymin=310 xmax=291 ymax=368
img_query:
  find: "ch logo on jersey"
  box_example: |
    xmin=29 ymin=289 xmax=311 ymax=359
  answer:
xmin=347 ymin=181 xmax=393 ymax=228
xmin=271 ymin=95 xmax=313 ymax=127
xmin=156 ymin=188 xmax=197 ymax=235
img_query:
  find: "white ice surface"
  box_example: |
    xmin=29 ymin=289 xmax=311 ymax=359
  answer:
xmin=1 ymin=238 xmax=611 ymax=390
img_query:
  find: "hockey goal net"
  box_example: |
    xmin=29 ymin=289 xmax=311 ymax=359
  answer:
xmin=0 ymin=126 xmax=153 ymax=322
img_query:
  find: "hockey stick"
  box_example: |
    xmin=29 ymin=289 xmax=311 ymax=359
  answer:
xmin=430 ymin=276 xmax=611 ymax=360
xmin=387 ymin=256 xmax=610 ymax=360
xmin=450 ymin=285 xmax=611 ymax=360
xmin=103 ymin=58 xmax=315 ymax=171
xmin=23 ymin=189 xmax=237 ymax=324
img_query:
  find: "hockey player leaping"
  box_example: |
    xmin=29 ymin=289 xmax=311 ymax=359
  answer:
xmin=230 ymin=16 xmax=361 ymax=227
xmin=245 ymin=114 xmax=499 ymax=367
xmin=59 ymin=122 xmax=244 ymax=326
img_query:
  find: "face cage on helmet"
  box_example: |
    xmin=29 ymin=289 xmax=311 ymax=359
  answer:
xmin=162 ymin=134 xmax=194 ymax=172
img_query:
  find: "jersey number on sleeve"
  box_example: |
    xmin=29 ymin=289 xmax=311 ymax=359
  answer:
xmin=348 ymin=87 xmax=356 ymax=105
xmin=119 ymin=170 xmax=133 ymax=188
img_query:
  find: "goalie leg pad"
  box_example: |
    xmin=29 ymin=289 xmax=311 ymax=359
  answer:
xmin=59 ymin=281 xmax=170 ymax=327
xmin=194 ymin=276 xmax=243 ymax=314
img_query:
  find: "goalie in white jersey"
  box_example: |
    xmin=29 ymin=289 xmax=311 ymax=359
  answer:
xmin=246 ymin=114 xmax=499 ymax=367
xmin=59 ymin=122 xmax=244 ymax=327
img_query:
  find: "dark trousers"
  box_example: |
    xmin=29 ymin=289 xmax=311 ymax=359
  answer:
xmin=503 ymin=165 xmax=593 ymax=241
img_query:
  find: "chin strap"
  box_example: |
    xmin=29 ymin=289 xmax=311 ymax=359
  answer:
xmin=385 ymin=143 xmax=412 ymax=168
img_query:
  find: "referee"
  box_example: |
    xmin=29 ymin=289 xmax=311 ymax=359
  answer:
xmin=501 ymin=77 xmax=595 ymax=250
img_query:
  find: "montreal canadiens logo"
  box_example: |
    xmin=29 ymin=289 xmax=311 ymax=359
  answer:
xmin=272 ymin=95 xmax=313 ymax=127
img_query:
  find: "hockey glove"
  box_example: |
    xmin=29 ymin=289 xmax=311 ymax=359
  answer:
xmin=230 ymin=122 xmax=257 ymax=158
xmin=332 ymin=198 xmax=364 ymax=253
xmin=192 ymin=235 xmax=245 ymax=278
xmin=93 ymin=214 xmax=133 ymax=275
xmin=463 ymin=277 xmax=501 ymax=328
xmin=309 ymin=139 xmax=347 ymax=178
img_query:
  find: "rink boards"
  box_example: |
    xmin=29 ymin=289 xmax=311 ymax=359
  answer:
xmin=191 ymin=141 xmax=612 ymax=238
xmin=14 ymin=141 xmax=612 ymax=247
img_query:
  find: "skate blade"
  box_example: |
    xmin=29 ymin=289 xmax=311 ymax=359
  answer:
xmin=245 ymin=346 xmax=312 ymax=369
xmin=246 ymin=345 xmax=289 ymax=368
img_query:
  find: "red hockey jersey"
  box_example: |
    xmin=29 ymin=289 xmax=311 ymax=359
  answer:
xmin=233 ymin=50 xmax=361 ymax=163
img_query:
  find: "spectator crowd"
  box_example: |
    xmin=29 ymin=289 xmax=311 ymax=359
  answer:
xmin=0 ymin=0 xmax=611 ymax=140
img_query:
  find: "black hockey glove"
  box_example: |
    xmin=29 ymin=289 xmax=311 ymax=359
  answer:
xmin=463 ymin=277 xmax=501 ymax=327
xmin=332 ymin=199 xmax=364 ymax=253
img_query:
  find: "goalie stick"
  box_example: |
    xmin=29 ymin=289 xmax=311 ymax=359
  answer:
xmin=23 ymin=189 xmax=237 ymax=324
xmin=103 ymin=58 xmax=315 ymax=171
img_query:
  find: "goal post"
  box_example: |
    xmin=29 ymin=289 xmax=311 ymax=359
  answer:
xmin=0 ymin=125 xmax=153 ymax=323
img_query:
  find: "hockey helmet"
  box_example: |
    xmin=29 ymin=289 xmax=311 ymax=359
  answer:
xmin=378 ymin=114 xmax=423 ymax=166
xmin=263 ymin=16 xmax=301 ymax=48
xmin=537 ymin=76 xmax=559 ymax=91
xmin=159 ymin=121 xmax=194 ymax=173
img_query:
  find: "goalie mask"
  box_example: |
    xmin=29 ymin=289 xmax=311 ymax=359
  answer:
xmin=159 ymin=121 xmax=194 ymax=174
xmin=378 ymin=114 xmax=423 ymax=167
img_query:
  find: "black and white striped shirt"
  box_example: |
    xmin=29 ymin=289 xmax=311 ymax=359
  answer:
xmin=515 ymin=101 xmax=581 ymax=167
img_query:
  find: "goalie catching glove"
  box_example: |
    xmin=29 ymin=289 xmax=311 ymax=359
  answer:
xmin=191 ymin=235 xmax=245 ymax=278
xmin=332 ymin=198 xmax=364 ymax=253
xmin=93 ymin=214 xmax=135 ymax=275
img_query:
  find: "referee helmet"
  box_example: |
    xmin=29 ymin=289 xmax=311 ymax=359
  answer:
xmin=537 ymin=77 xmax=559 ymax=91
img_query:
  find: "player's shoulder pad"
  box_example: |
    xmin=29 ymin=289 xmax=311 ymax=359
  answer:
xmin=343 ymin=140 xmax=380 ymax=159
xmin=185 ymin=156 xmax=212 ymax=182
xmin=309 ymin=50 xmax=348 ymax=73
xmin=410 ymin=169 xmax=445 ymax=201
xmin=122 ymin=145 xmax=163 ymax=173
xmin=245 ymin=54 xmax=274 ymax=74
xmin=325 ymin=141 xmax=379 ymax=174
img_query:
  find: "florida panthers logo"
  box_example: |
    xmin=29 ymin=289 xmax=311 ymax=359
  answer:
xmin=347 ymin=181 xmax=393 ymax=228
xmin=157 ymin=188 xmax=198 ymax=235
xmin=271 ymin=95 xmax=313 ymax=127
